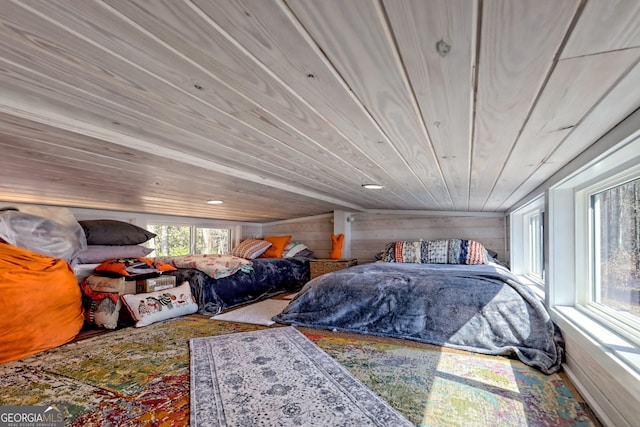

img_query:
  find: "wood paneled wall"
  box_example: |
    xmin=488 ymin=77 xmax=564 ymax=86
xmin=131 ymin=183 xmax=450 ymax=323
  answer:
xmin=261 ymin=211 xmax=507 ymax=264
xmin=12 ymin=203 xmax=507 ymax=265
xmin=239 ymin=224 xmax=261 ymax=241
xmin=260 ymin=214 xmax=333 ymax=259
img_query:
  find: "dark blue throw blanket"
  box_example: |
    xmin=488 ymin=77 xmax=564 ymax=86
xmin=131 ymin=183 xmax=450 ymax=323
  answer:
xmin=167 ymin=257 xmax=309 ymax=316
xmin=273 ymin=262 xmax=564 ymax=374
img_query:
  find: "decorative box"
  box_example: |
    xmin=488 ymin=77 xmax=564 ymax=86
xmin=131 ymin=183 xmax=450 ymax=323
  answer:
xmin=135 ymin=275 xmax=177 ymax=294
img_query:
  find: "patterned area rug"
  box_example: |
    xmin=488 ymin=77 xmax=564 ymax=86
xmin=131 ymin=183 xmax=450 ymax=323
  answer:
xmin=190 ymin=327 xmax=412 ymax=426
xmin=0 ymin=315 xmax=600 ymax=426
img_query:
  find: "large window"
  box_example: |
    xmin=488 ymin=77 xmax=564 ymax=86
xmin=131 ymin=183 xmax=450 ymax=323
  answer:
xmin=566 ymin=132 xmax=640 ymax=345
xmin=589 ymin=176 xmax=640 ymax=326
xmin=527 ymin=116 xmax=640 ymax=425
xmin=147 ymin=225 xmax=230 ymax=256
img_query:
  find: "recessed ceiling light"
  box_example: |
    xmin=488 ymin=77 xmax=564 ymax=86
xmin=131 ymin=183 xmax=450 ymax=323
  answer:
xmin=362 ymin=184 xmax=383 ymax=190
xmin=206 ymin=200 xmax=224 ymax=205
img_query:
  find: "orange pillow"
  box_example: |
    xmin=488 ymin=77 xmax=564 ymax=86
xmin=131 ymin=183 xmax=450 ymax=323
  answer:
xmin=259 ymin=235 xmax=292 ymax=258
xmin=95 ymin=257 xmax=177 ymax=277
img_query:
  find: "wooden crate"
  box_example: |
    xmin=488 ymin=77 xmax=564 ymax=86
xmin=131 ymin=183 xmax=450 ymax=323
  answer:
xmin=135 ymin=275 xmax=177 ymax=294
xmin=309 ymin=258 xmax=358 ymax=279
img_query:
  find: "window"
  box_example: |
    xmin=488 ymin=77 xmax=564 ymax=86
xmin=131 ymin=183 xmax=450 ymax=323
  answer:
xmin=588 ymin=176 xmax=640 ymax=327
xmin=510 ymin=195 xmax=545 ymax=294
xmin=524 ymin=210 xmax=544 ymax=282
xmin=195 ymin=227 xmax=230 ymax=255
xmin=148 ymin=225 xmax=189 ymax=256
xmin=147 ymin=225 xmax=230 ymax=256
xmin=558 ymin=126 xmax=640 ymax=345
xmin=530 ymin=116 xmax=640 ymax=424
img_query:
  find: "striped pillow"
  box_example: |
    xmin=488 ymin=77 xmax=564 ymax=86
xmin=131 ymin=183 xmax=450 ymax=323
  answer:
xmin=231 ymin=239 xmax=272 ymax=259
xmin=283 ymin=241 xmax=309 ymax=258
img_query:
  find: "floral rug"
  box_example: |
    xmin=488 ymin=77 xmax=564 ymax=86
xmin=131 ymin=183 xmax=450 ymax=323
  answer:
xmin=0 ymin=315 xmax=600 ymax=426
xmin=190 ymin=327 xmax=412 ymax=426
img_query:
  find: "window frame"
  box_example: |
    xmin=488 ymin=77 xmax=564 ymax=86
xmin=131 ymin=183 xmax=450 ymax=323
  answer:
xmin=524 ymin=208 xmax=545 ymax=282
xmin=193 ymin=226 xmax=231 ymax=255
xmin=513 ymin=113 xmax=640 ymax=426
xmin=510 ymin=195 xmax=546 ymax=296
xmin=547 ymin=125 xmax=640 ymax=351
xmin=146 ymin=220 xmax=235 ymax=257
xmin=576 ymin=165 xmax=640 ymax=344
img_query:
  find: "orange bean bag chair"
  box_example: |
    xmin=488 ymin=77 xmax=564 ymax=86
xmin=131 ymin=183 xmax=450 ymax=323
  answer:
xmin=0 ymin=243 xmax=84 ymax=364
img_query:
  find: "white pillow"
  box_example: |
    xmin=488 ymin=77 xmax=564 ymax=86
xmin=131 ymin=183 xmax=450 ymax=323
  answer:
xmin=283 ymin=241 xmax=309 ymax=257
xmin=121 ymin=282 xmax=198 ymax=327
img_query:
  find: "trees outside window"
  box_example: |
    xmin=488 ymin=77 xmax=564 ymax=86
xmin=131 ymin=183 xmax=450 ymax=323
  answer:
xmin=195 ymin=227 xmax=230 ymax=255
xmin=591 ymin=177 xmax=640 ymax=321
xmin=147 ymin=225 xmax=230 ymax=256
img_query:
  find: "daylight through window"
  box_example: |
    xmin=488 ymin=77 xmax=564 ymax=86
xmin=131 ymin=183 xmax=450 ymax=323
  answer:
xmin=195 ymin=227 xmax=230 ymax=255
xmin=525 ymin=210 xmax=544 ymax=282
xmin=590 ymin=176 xmax=640 ymax=324
xmin=147 ymin=225 xmax=230 ymax=256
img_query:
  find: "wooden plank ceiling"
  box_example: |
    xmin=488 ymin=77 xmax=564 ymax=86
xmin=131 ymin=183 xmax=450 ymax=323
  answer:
xmin=0 ymin=0 xmax=638 ymax=222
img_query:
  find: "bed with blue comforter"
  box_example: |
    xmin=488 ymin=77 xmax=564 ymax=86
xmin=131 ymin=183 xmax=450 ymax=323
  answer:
xmin=273 ymin=259 xmax=564 ymax=374
xmin=167 ymin=257 xmax=309 ymax=315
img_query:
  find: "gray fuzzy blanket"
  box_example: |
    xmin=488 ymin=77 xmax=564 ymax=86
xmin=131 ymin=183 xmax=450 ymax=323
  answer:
xmin=273 ymin=262 xmax=564 ymax=374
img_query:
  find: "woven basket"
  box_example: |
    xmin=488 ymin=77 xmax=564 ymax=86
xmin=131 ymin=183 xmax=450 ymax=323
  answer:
xmin=310 ymin=259 xmax=357 ymax=279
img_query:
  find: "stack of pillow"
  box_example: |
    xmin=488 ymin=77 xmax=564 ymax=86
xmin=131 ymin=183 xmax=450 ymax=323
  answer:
xmin=73 ymin=219 xmax=157 ymax=264
xmin=231 ymin=235 xmax=313 ymax=259
xmin=80 ymin=272 xmax=197 ymax=330
xmin=282 ymin=240 xmax=314 ymax=258
xmin=76 ymin=220 xmax=197 ymax=330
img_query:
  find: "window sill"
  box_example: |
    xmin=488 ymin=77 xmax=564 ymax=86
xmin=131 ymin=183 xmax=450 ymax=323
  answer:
xmin=551 ymin=306 xmax=640 ymax=426
xmin=515 ymin=274 xmax=545 ymax=301
xmin=552 ymin=306 xmax=640 ymax=373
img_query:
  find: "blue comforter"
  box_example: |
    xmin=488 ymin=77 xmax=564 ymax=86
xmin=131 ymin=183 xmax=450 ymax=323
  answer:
xmin=273 ymin=262 xmax=564 ymax=374
xmin=168 ymin=257 xmax=309 ymax=315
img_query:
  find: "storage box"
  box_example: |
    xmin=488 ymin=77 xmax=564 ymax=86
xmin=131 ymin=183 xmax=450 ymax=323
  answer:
xmin=123 ymin=281 xmax=137 ymax=295
xmin=83 ymin=275 xmax=126 ymax=293
xmin=135 ymin=275 xmax=177 ymax=294
xmin=309 ymin=258 xmax=358 ymax=279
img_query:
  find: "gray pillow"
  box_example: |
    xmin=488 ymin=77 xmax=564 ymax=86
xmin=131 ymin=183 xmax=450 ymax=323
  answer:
xmin=79 ymin=220 xmax=156 ymax=245
xmin=73 ymin=244 xmax=153 ymax=264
